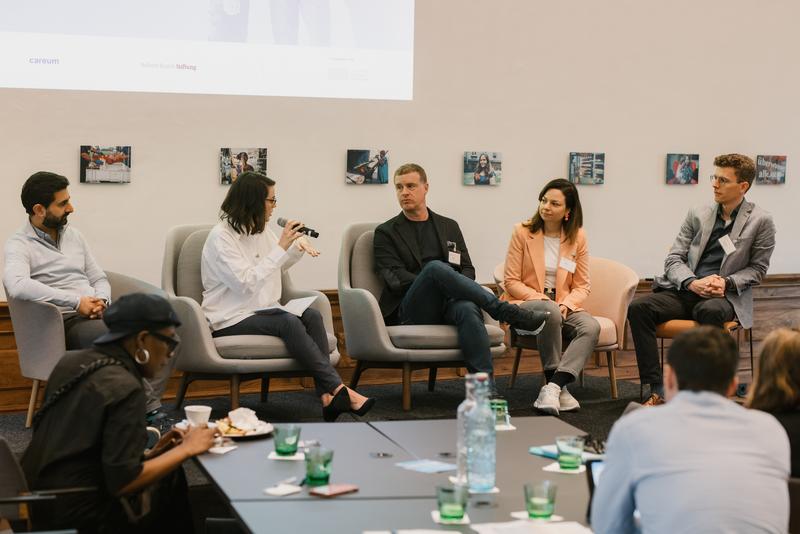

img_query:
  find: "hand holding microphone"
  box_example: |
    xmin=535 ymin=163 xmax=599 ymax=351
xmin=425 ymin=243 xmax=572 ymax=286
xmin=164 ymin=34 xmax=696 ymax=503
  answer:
xmin=277 ymin=217 xmax=319 ymax=238
xmin=276 ymin=218 xmax=321 ymax=256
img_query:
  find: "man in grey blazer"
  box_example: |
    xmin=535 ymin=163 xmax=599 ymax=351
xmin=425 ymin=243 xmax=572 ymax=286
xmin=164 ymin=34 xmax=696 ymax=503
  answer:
xmin=628 ymin=154 xmax=776 ymax=405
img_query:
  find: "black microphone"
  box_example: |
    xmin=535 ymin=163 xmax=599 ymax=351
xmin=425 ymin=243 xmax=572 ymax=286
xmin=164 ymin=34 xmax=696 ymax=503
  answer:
xmin=276 ymin=217 xmax=320 ymax=238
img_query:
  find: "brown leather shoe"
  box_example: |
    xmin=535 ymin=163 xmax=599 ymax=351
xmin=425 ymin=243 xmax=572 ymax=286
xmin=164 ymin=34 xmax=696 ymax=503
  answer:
xmin=642 ymin=393 xmax=665 ymax=407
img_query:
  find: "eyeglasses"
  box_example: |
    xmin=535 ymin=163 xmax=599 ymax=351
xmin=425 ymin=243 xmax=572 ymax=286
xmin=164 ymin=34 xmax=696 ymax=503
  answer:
xmin=148 ymin=331 xmax=181 ymax=356
xmin=265 ymin=197 xmax=278 ymax=206
xmin=709 ymin=174 xmax=737 ymax=186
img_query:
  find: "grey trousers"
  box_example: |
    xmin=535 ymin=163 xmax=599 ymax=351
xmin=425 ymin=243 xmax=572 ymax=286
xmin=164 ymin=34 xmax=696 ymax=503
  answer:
xmin=63 ymin=314 xmax=171 ymax=412
xmin=518 ymin=300 xmax=600 ymax=379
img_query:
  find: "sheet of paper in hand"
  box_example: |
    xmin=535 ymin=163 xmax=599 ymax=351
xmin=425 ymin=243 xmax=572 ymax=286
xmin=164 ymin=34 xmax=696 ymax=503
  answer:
xmin=255 ymin=296 xmax=317 ymax=317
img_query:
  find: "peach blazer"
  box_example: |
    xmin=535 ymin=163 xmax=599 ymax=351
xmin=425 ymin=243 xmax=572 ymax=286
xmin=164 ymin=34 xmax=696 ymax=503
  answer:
xmin=501 ymin=223 xmax=591 ymax=312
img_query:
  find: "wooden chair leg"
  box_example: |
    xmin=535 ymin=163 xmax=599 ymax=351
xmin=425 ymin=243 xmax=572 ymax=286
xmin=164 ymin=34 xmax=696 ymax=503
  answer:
xmin=580 ymin=368 xmax=585 ymax=388
xmin=607 ymin=351 xmax=618 ymax=399
xmin=174 ymin=373 xmax=190 ymax=409
xmin=230 ymin=374 xmax=241 ymax=410
xmin=260 ymin=375 xmax=270 ymax=402
xmin=428 ymin=367 xmax=438 ymax=392
xmin=509 ymin=348 xmax=523 ymax=389
xmin=25 ymin=379 xmax=40 ymax=428
xmin=749 ymin=328 xmax=755 ymax=378
xmin=594 ymin=352 xmax=601 ymax=367
xmin=350 ymin=361 xmax=365 ymax=389
xmin=402 ymin=362 xmax=412 ymax=411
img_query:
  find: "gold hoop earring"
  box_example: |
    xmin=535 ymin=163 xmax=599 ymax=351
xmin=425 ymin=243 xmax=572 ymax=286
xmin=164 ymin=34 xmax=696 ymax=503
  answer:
xmin=134 ymin=348 xmax=150 ymax=365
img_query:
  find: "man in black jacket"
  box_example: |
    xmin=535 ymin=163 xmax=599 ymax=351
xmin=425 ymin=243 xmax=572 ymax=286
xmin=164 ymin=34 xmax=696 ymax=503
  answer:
xmin=373 ymin=163 xmax=548 ymax=379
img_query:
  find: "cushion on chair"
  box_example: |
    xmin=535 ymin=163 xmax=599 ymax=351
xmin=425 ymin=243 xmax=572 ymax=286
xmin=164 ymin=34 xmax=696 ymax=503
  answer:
xmin=656 ymin=319 xmax=740 ymax=339
xmin=350 ymin=231 xmax=384 ymax=300
xmin=176 ymin=230 xmax=210 ymax=303
xmin=386 ymin=324 xmax=505 ymax=350
xmin=215 ymin=333 xmax=338 ymax=359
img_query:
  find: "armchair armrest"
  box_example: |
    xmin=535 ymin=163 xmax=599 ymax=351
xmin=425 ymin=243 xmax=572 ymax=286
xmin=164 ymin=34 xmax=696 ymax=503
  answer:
xmin=338 ymin=287 xmax=397 ymax=358
xmin=6 ymin=297 xmax=66 ymax=380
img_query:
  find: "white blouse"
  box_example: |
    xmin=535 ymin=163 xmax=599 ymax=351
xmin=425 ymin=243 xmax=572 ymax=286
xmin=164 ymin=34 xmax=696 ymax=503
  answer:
xmin=543 ymin=236 xmax=560 ymax=291
xmin=201 ymin=221 xmax=303 ymax=331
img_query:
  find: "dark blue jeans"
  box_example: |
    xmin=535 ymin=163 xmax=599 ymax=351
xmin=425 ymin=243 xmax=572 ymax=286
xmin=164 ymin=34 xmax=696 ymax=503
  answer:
xmin=398 ymin=261 xmax=495 ymax=374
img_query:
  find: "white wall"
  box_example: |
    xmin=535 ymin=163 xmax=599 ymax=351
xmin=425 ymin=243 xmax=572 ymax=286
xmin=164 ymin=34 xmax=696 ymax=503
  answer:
xmin=1 ymin=0 xmax=797 ymax=295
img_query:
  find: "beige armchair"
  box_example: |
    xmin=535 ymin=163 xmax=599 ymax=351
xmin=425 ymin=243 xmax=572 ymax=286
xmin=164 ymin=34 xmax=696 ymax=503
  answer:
xmin=338 ymin=223 xmax=506 ymax=410
xmin=162 ymin=224 xmax=339 ymax=409
xmin=495 ymin=257 xmax=638 ymax=398
xmin=5 ymin=271 xmax=163 ymax=427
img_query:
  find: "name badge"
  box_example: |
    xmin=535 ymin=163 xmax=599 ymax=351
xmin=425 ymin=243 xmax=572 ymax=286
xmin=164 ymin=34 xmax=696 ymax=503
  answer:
xmin=718 ymin=234 xmax=736 ymax=255
xmin=448 ymin=251 xmax=461 ymax=265
xmin=559 ymin=257 xmax=577 ymax=273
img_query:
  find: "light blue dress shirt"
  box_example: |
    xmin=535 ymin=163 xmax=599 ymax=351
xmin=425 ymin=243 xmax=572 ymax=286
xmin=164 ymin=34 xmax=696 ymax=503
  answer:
xmin=591 ymin=391 xmax=790 ymax=534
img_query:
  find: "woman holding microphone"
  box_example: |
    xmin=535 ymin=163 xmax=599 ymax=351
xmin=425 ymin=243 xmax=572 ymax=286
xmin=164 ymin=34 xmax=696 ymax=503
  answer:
xmin=201 ymin=172 xmax=374 ymax=422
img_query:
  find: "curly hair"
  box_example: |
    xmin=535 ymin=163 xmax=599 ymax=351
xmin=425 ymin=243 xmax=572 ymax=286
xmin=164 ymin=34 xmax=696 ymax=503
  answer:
xmin=713 ymin=153 xmax=755 ymax=189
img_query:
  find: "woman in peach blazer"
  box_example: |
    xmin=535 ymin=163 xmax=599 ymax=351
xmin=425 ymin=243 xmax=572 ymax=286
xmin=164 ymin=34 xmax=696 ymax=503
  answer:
xmin=502 ymin=178 xmax=600 ymax=415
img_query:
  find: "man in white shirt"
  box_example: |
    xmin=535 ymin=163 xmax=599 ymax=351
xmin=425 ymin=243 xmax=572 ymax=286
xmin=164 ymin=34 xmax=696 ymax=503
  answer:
xmin=591 ymin=325 xmax=790 ymax=533
xmin=4 ymin=171 xmax=171 ymax=420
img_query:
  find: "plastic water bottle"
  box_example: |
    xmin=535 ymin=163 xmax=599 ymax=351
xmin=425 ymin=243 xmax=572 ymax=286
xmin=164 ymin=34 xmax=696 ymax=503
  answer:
xmin=455 ymin=374 xmax=477 ymax=486
xmin=466 ymin=372 xmax=496 ymax=492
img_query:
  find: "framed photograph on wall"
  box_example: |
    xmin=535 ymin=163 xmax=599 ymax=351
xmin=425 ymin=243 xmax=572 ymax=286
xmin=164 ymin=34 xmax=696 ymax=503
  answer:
xmin=568 ymin=152 xmax=605 ymax=185
xmin=346 ymin=149 xmax=389 ymax=184
xmin=666 ymin=154 xmax=699 ymax=185
xmin=79 ymin=146 xmax=131 ymax=183
xmin=463 ymin=151 xmax=502 ymax=185
xmin=220 ymin=147 xmax=267 ymax=185
xmin=756 ymin=155 xmax=786 ymax=185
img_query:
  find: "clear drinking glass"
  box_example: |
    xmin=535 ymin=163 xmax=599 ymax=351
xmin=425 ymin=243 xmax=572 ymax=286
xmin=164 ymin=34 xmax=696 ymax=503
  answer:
xmin=304 ymin=446 xmax=334 ymax=486
xmin=273 ymin=424 xmax=301 ymax=456
xmin=555 ymin=435 xmax=585 ymax=470
xmin=524 ymin=480 xmax=557 ymax=519
xmin=436 ymin=485 xmax=468 ymax=521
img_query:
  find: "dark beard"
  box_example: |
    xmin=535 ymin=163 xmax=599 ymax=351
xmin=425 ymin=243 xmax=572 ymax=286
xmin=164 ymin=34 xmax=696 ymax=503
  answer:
xmin=42 ymin=213 xmax=68 ymax=229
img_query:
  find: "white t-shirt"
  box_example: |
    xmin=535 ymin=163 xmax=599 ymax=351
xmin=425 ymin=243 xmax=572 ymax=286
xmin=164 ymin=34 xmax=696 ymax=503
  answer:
xmin=201 ymin=221 xmax=303 ymax=331
xmin=543 ymin=236 xmax=560 ymax=291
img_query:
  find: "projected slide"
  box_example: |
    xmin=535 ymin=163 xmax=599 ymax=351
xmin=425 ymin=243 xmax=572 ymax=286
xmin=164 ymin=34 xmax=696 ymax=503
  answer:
xmin=0 ymin=0 xmax=415 ymax=100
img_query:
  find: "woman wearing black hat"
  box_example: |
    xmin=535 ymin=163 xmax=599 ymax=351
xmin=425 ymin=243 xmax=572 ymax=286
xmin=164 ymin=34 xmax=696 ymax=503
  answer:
xmin=21 ymin=293 xmax=217 ymax=533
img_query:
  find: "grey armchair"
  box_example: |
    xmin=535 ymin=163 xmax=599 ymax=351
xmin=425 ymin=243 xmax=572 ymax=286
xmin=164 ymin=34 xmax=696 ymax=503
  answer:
xmin=338 ymin=223 xmax=506 ymax=411
xmin=162 ymin=224 xmax=339 ymax=410
xmin=5 ymin=271 xmax=163 ymax=428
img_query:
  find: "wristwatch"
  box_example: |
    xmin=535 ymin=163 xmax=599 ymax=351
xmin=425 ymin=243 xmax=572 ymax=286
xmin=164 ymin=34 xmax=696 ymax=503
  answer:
xmin=724 ymin=277 xmax=734 ymax=291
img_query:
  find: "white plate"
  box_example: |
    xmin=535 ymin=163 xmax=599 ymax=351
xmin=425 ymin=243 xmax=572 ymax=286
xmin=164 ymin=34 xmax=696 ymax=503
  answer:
xmin=176 ymin=419 xmax=273 ymax=440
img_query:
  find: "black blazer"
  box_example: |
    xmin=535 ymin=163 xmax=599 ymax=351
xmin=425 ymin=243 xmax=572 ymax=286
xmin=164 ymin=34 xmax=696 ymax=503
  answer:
xmin=373 ymin=208 xmax=475 ymax=320
xmin=773 ymin=409 xmax=800 ymax=478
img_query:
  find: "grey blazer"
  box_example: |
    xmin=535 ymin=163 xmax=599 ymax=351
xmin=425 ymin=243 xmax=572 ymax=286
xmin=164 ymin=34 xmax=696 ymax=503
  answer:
xmin=653 ymin=199 xmax=776 ymax=328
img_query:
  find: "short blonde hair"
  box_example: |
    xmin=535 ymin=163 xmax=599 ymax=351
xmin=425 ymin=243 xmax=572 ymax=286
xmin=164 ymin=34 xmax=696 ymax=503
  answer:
xmin=393 ymin=163 xmax=427 ymax=183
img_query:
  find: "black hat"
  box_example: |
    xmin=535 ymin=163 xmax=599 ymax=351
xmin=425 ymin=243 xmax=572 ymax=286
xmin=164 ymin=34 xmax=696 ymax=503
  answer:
xmin=94 ymin=293 xmax=181 ymax=345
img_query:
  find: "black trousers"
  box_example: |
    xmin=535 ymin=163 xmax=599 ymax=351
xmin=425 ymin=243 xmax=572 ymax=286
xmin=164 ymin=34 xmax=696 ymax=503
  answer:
xmin=213 ymin=308 xmax=342 ymax=396
xmin=627 ymin=288 xmax=735 ymax=385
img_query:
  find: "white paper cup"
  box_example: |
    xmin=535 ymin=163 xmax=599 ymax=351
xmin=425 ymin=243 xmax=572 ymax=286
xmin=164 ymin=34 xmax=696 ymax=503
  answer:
xmin=185 ymin=405 xmax=212 ymax=427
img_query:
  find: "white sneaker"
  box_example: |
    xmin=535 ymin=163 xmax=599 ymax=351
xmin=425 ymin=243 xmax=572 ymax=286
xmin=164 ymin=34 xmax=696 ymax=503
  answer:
xmin=559 ymin=386 xmax=580 ymax=412
xmin=533 ymin=382 xmax=561 ymax=415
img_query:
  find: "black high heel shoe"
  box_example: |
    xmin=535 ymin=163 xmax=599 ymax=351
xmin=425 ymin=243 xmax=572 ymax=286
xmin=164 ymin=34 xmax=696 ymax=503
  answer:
xmin=351 ymin=397 xmax=375 ymax=417
xmin=322 ymin=387 xmax=351 ymax=422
